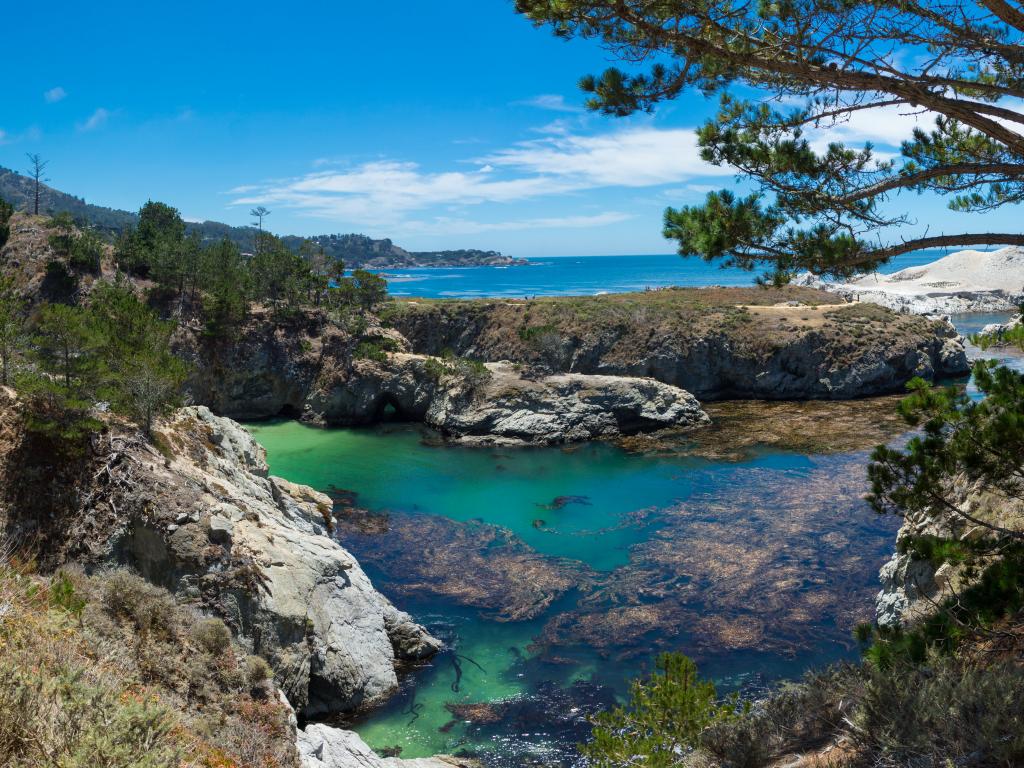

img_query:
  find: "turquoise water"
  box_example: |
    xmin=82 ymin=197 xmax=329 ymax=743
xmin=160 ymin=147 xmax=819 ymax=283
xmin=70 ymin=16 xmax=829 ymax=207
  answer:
xmin=382 ymin=250 xmax=979 ymax=299
xmin=249 ymin=420 xmax=901 ymax=765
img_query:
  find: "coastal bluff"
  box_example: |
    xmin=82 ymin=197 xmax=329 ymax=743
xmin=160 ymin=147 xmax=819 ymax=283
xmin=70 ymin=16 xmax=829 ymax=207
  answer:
xmin=177 ymin=287 xmax=967 ymax=445
xmin=382 ymin=287 xmax=969 ymax=400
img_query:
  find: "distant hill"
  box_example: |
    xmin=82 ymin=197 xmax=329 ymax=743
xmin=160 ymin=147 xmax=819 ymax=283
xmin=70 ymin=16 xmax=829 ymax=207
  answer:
xmin=0 ymin=166 xmax=525 ymax=268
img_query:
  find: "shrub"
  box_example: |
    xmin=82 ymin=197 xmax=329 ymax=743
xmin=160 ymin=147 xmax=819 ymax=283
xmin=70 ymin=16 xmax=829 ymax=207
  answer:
xmin=582 ymin=653 xmax=743 ymax=768
xmin=245 ymin=655 xmax=274 ymax=688
xmin=354 ymin=337 xmax=399 ymax=362
xmin=852 ymin=653 xmax=1024 ymax=764
xmin=100 ymin=570 xmax=180 ymax=640
xmin=191 ymin=617 xmax=232 ymax=655
xmin=423 ymin=349 xmax=492 ymax=389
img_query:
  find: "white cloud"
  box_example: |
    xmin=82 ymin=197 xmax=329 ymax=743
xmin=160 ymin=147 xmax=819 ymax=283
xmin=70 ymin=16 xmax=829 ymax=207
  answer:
xmin=481 ymin=127 xmax=731 ymax=187
xmin=230 ymin=126 xmax=727 ymax=231
xmin=394 ymin=212 xmax=634 ymax=237
xmin=77 ymin=107 xmax=109 ymax=132
xmin=0 ymin=129 xmax=7 ymax=145
xmin=515 ymin=94 xmax=582 ymax=113
xmin=44 ymin=86 xmax=67 ymax=104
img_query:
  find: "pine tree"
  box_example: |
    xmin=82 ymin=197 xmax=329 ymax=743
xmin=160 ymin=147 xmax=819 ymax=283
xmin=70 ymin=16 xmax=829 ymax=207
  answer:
xmin=517 ymin=1 xmax=1024 ymax=280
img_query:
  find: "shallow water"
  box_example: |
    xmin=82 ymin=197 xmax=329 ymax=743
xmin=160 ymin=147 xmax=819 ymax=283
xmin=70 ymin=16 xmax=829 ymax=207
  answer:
xmin=249 ymin=420 xmax=903 ymax=764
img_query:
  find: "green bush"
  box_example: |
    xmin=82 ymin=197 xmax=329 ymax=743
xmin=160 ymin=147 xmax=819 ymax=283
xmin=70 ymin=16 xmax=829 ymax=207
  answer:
xmin=582 ymin=653 xmax=743 ymax=768
xmin=852 ymin=653 xmax=1024 ymax=764
xmin=68 ymin=230 xmax=104 ymax=273
xmin=191 ymin=617 xmax=232 ymax=655
xmin=354 ymin=338 xmax=399 ymax=362
xmin=100 ymin=571 xmax=181 ymax=640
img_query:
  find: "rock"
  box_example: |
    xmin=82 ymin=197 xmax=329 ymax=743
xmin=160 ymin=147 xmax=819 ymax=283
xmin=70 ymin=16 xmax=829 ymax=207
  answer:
xmin=208 ymin=515 xmax=233 ymax=545
xmin=875 ymin=551 xmax=938 ymax=629
xmin=298 ymin=724 xmax=475 ymax=768
xmin=386 ymin=291 xmax=971 ymax=401
xmin=425 ymin=361 xmax=710 ymax=445
xmin=110 ymin=406 xmax=441 ymax=718
xmin=796 ymin=247 xmax=1024 ymax=314
xmin=304 ymin=353 xmax=708 ymax=445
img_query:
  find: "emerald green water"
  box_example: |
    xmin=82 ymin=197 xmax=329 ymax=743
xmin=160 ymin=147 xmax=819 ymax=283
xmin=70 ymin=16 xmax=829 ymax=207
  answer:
xmin=248 ymin=420 xmax=900 ymax=766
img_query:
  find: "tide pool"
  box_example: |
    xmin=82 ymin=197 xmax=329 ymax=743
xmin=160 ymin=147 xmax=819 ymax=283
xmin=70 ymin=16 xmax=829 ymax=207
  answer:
xmin=248 ymin=419 xmax=902 ymax=765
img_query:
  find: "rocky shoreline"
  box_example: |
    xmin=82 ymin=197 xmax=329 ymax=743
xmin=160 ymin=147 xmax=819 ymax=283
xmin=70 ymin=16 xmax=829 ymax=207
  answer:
xmin=795 ymin=247 xmax=1024 ymax=315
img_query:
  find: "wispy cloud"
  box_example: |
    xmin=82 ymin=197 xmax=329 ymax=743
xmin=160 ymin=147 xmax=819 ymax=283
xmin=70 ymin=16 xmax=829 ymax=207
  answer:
xmin=230 ymin=126 xmax=726 ymax=233
xmin=481 ymin=127 xmax=730 ymax=187
xmin=44 ymin=86 xmax=67 ymax=104
xmin=394 ymin=212 xmax=634 ymax=236
xmin=77 ymin=107 xmax=110 ymax=132
xmin=0 ymin=129 xmax=8 ymax=145
xmin=514 ymin=94 xmax=583 ymax=113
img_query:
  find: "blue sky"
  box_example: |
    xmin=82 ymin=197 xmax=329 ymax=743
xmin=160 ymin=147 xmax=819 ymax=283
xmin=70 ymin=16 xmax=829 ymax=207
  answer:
xmin=1 ymin=1 xmax=1018 ymax=257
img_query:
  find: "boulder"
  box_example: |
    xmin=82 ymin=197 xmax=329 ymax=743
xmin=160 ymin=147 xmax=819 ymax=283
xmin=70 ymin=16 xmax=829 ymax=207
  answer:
xmin=426 ymin=361 xmax=710 ymax=445
xmin=298 ymin=724 xmax=474 ymax=768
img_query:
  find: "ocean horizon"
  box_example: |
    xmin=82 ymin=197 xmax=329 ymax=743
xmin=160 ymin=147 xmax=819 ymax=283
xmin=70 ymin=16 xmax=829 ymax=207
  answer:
xmin=381 ymin=248 xmax=976 ymax=300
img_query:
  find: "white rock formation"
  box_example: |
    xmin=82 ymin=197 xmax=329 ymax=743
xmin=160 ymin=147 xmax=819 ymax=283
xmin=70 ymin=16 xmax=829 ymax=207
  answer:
xmin=796 ymin=247 xmax=1024 ymax=314
xmin=426 ymin=361 xmax=711 ymax=445
xmin=119 ymin=407 xmax=441 ymax=717
xmin=298 ymin=724 xmax=474 ymax=768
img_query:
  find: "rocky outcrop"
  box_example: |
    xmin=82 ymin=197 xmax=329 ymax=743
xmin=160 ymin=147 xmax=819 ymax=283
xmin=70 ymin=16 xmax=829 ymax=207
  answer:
xmin=796 ymin=247 xmax=1024 ymax=315
xmin=72 ymin=406 xmax=440 ymax=717
xmin=298 ymin=724 xmax=475 ymax=768
xmin=876 ymin=482 xmax=1023 ymax=629
xmin=181 ymin=315 xmax=709 ymax=444
xmin=385 ymin=291 xmax=970 ymax=401
xmin=425 ymin=361 xmax=709 ymax=445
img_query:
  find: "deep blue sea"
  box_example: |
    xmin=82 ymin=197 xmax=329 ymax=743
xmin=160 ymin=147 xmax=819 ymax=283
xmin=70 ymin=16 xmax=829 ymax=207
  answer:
xmin=382 ymin=250 xmax=967 ymax=299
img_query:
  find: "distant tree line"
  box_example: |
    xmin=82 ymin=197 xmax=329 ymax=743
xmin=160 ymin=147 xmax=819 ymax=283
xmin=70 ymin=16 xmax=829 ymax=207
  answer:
xmin=0 ymin=194 xmax=390 ymax=447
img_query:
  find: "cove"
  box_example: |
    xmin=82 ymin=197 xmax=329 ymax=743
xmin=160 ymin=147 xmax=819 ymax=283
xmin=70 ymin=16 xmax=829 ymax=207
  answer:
xmin=249 ymin=417 xmax=904 ymax=765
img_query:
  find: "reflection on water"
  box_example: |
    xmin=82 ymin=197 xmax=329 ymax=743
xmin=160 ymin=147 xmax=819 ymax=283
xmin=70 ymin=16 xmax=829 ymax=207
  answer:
xmin=249 ymin=420 xmax=902 ymax=764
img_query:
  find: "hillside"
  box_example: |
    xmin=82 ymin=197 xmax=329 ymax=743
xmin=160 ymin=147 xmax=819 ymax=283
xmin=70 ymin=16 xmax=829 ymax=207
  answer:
xmin=0 ymin=166 xmax=523 ymax=268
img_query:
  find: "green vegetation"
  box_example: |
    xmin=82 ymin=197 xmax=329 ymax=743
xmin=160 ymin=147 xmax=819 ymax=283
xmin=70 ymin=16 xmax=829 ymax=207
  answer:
xmin=423 ymin=349 xmax=491 ymax=389
xmin=0 ymin=197 xmax=13 ymax=248
xmin=0 ymin=276 xmax=24 ymax=387
xmin=582 ymin=653 xmax=742 ymax=768
xmin=354 ymin=338 xmax=401 ymax=363
xmin=517 ymin=1 xmax=1024 ymax=281
xmin=0 ymin=563 xmax=298 ymax=768
xmin=14 ymin=282 xmax=186 ymax=443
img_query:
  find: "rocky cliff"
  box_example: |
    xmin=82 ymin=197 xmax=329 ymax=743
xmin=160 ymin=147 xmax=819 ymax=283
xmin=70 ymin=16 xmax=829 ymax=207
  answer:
xmin=178 ymin=311 xmax=709 ymax=444
xmin=381 ymin=289 xmax=970 ymax=400
xmin=876 ymin=480 xmax=1024 ymax=629
xmin=0 ymin=394 xmax=441 ymax=719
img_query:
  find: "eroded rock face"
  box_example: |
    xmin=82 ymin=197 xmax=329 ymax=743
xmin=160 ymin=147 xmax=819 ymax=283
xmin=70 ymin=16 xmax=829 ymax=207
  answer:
xmin=386 ymin=295 xmax=971 ymax=401
xmin=298 ymin=724 xmax=474 ymax=768
xmin=111 ymin=407 xmax=441 ymax=717
xmin=184 ymin=321 xmax=710 ymax=444
xmin=425 ymin=361 xmax=710 ymax=445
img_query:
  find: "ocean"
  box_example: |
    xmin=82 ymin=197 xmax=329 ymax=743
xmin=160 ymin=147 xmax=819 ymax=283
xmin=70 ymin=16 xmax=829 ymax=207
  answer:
xmin=382 ymin=250 xmax=965 ymax=300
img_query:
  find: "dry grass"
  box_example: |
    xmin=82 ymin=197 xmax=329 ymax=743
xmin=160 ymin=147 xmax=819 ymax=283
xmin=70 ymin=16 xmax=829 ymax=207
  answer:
xmin=0 ymin=562 xmax=298 ymax=768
